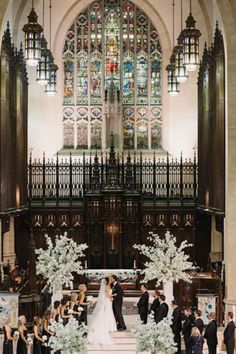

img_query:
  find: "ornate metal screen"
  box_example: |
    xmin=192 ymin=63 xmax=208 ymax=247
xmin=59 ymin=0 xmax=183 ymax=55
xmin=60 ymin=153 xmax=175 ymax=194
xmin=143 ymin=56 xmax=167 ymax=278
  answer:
xmin=62 ymin=0 xmax=162 ymax=150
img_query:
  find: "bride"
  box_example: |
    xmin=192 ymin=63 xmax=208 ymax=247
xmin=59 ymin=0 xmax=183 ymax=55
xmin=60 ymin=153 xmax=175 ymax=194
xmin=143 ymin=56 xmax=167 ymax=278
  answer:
xmin=88 ymin=277 xmax=116 ymax=345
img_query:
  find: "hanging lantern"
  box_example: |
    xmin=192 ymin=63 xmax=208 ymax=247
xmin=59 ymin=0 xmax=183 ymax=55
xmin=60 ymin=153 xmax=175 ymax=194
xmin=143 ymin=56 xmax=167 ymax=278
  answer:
xmin=45 ymin=60 xmax=58 ymax=96
xmin=180 ymin=11 xmax=201 ymax=72
xmin=36 ymin=36 xmax=52 ymax=85
xmin=166 ymin=54 xmax=180 ymax=96
xmin=173 ymin=42 xmax=188 ymax=83
xmin=22 ymin=5 xmax=43 ymax=67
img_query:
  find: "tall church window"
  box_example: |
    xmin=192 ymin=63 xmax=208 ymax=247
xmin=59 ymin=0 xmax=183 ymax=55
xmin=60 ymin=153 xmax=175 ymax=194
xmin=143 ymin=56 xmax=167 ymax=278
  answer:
xmin=62 ymin=0 xmax=162 ymax=150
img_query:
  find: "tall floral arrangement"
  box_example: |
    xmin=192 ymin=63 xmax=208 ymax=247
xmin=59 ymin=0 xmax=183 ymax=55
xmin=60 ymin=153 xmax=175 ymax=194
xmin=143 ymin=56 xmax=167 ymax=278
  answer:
xmin=36 ymin=233 xmax=88 ymax=291
xmin=133 ymin=230 xmax=195 ymax=285
xmin=132 ymin=315 xmax=177 ymax=353
xmin=48 ymin=317 xmax=87 ymax=354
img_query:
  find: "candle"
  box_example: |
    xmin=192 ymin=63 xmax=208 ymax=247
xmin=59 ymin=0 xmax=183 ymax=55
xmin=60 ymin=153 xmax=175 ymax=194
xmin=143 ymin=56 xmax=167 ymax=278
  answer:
xmin=233 ymin=305 xmax=236 ymax=322
xmin=133 ymin=260 xmax=137 ymax=269
xmin=85 ymin=260 xmax=88 ymax=269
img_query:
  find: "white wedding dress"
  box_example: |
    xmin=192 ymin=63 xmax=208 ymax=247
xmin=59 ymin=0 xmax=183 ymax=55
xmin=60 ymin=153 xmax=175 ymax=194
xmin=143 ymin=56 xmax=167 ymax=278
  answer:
xmin=88 ymin=279 xmax=117 ymax=345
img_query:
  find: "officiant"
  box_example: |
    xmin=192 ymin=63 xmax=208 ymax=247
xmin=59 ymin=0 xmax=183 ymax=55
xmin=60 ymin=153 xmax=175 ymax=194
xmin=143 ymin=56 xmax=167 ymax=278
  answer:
xmin=137 ymin=284 xmax=149 ymax=324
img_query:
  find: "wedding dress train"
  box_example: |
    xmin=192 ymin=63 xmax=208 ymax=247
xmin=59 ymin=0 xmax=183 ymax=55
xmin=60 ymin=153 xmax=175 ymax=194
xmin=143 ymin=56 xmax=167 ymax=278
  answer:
xmin=87 ymin=279 xmax=117 ymax=345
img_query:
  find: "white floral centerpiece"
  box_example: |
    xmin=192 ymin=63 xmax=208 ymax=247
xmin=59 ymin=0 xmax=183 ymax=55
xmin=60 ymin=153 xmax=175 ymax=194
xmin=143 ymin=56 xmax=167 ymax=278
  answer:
xmin=36 ymin=233 xmax=88 ymax=303
xmin=133 ymin=231 xmax=195 ymax=304
xmin=48 ymin=317 xmax=87 ymax=354
xmin=132 ymin=314 xmax=177 ymax=354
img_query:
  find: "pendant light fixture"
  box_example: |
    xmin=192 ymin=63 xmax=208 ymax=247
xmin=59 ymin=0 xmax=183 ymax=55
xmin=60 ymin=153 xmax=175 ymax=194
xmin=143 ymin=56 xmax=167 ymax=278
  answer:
xmin=174 ymin=0 xmax=188 ymax=83
xmin=36 ymin=0 xmax=52 ymax=85
xmin=45 ymin=0 xmax=58 ymax=96
xmin=166 ymin=0 xmax=180 ymax=96
xmin=22 ymin=0 xmax=43 ymax=67
xmin=180 ymin=0 xmax=201 ymax=72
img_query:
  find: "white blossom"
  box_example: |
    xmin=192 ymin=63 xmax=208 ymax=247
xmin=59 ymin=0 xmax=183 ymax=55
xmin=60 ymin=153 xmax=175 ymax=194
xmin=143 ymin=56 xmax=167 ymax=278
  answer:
xmin=132 ymin=314 xmax=177 ymax=353
xmin=48 ymin=317 xmax=87 ymax=354
xmin=36 ymin=233 xmax=88 ymax=291
xmin=133 ymin=230 xmax=195 ymax=285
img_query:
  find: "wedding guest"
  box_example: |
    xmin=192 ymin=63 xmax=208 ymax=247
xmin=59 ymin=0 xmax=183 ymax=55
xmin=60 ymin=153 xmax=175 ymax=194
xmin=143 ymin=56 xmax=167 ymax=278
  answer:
xmin=3 ymin=316 xmax=15 ymax=354
xmin=137 ymin=284 xmax=149 ymax=324
xmin=50 ymin=300 xmax=60 ymax=322
xmin=70 ymin=293 xmax=81 ymax=322
xmin=149 ymin=290 xmax=160 ymax=319
xmin=33 ymin=316 xmax=44 ymax=354
xmin=171 ymin=300 xmax=182 ymax=354
xmin=223 ymin=311 xmax=236 ymax=354
xmin=189 ymin=326 xmax=204 ymax=354
xmin=79 ymin=284 xmax=89 ymax=325
xmin=155 ymin=294 xmax=168 ymax=323
xmin=17 ymin=315 xmax=28 ymax=354
xmin=42 ymin=311 xmax=53 ymax=354
xmin=182 ymin=308 xmax=194 ymax=354
xmin=204 ymin=312 xmax=218 ymax=354
xmin=60 ymin=298 xmax=71 ymax=325
xmin=194 ymin=309 xmax=204 ymax=334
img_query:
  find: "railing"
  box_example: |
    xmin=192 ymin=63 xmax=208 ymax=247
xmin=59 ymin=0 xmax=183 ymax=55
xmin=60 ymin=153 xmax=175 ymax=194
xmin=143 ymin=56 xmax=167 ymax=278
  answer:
xmin=28 ymin=151 xmax=198 ymax=202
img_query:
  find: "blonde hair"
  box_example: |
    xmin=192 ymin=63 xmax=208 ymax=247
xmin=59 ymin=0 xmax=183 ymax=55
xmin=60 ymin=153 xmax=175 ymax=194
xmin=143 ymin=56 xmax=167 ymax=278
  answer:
xmin=71 ymin=293 xmax=78 ymax=303
xmin=18 ymin=315 xmax=26 ymax=327
xmin=191 ymin=326 xmax=201 ymax=337
xmin=78 ymin=284 xmax=87 ymax=301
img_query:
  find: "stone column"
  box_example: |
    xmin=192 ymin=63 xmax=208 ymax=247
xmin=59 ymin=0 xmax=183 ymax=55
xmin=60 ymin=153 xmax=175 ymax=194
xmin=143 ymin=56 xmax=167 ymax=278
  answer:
xmin=3 ymin=216 xmax=16 ymax=269
xmin=210 ymin=216 xmax=222 ymax=263
xmin=0 ymin=219 xmax=3 ymax=283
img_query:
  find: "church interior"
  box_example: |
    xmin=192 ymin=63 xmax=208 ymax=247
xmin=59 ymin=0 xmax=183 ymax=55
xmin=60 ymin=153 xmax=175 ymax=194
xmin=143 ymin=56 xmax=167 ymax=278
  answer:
xmin=0 ymin=0 xmax=235 ymax=345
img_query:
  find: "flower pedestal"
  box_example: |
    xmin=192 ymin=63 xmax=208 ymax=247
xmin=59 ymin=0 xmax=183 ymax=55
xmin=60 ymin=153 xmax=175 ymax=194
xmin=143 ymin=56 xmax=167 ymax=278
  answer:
xmin=163 ymin=280 xmax=174 ymax=307
xmin=52 ymin=282 xmax=63 ymax=306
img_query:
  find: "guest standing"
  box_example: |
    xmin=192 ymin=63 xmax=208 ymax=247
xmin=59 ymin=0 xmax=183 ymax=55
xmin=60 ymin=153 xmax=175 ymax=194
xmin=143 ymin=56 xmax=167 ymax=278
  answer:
xmin=33 ymin=316 xmax=44 ymax=354
xmin=223 ymin=311 xmax=236 ymax=354
xmin=171 ymin=300 xmax=182 ymax=354
xmin=189 ymin=327 xmax=204 ymax=354
xmin=3 ymin=316 xmax=15 ymax=354
xmin=42 ymin=311 xmax=53 ymax=354
xmin=155 ymin=294 xmax=168 ymax=323
xmin=194 ymin=309 xmax=204 ymax=334
xmin=137 ymin=284 xmax=149 ymax=324
xmin=60 ymin=298 xmax=71 ymax=325
xmin=70 ymin=293 xmax=81 ymax=322
xmin=204 ymin=312 xmax=218 ymax=354
xmin=17 ymin=315 xmax=28 ymax=354
xmin=79 ymin=284 xmax=89 ymax=325
xmin=149 ymin=290 xmax=160 ymax=319
xmin=50 ymin=300 xmax=60 ymax=322
xmin=182 ymin=308 xmax=194 ymax=354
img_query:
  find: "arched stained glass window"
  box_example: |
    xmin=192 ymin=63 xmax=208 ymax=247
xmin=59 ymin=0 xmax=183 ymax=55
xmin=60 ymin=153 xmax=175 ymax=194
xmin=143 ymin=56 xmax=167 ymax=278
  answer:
xmin=62 ymin=0 xmax=162 ymax=151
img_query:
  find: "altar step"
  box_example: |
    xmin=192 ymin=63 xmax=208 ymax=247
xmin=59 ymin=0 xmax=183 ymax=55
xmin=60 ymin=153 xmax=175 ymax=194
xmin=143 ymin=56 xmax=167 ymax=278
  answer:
xmin=87 ymin=330 xmax=137 ymax=353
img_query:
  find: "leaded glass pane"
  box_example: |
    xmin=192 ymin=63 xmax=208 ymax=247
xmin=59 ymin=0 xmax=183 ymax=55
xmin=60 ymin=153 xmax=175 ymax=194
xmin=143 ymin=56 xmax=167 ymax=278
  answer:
xmin=63 ymin=122 xmax=74 ymax=148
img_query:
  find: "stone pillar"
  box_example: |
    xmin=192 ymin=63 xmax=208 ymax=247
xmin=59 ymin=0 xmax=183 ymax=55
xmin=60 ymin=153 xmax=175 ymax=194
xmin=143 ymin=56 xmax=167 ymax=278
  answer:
xmin=210 ymin=216 xmax=222 ymax=262
xmin=3 ymin=216 xmax=16 ymax=269
xmin=0 ymin=219 xmax=3 ymax=283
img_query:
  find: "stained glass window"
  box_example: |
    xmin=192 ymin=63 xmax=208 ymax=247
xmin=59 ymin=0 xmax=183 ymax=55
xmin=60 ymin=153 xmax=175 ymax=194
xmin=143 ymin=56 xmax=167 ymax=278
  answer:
xmin=62 ymin=0 xmax=162 ymax=150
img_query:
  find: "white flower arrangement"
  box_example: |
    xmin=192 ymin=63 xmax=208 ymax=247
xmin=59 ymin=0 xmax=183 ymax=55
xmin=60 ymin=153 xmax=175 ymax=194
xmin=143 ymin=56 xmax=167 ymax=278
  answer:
xmin=27 ymin=336 xmax=33 ymax=345
xmin=133 ymin=230 xmax=195 ymax=285
xmin=132 ymin=314 xmax=177 ymax=353
xmin=78 ymin=306 xmax=84 ymax=312
xmin=48 ymin=317 xmax=87 ymax=354
xmin=36 ymin=233 xmax=88 ymax=291
xmin=68 ymin=309 xmax=74 ymax=315
xmin=13 ymin=330 xmax=19 ymax=337
xmin=42 ymin=335 xmax=48 ymax=342
xmin=86 ymin=295 xmax=94 ymax=303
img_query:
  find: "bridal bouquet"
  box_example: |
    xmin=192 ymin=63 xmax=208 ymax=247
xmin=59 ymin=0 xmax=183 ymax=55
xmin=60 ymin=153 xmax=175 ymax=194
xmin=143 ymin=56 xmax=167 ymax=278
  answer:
xmin=48 ymin=317 xmax=87 ymax=354
xmin=133 ymin=230 xmax=195 ymax=285
xmin=36 ymin=233 xmax=88 ymax=291
xmin=132 ymin=315 xmax=176 ymax=353
xmin=87 ymin=295 xmax=94 ymax=308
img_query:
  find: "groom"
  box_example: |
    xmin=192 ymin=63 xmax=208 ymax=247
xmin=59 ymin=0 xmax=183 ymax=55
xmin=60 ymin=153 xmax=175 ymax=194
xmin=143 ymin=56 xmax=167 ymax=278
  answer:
xmin=110 ymin=275 xmax=127 ymax=331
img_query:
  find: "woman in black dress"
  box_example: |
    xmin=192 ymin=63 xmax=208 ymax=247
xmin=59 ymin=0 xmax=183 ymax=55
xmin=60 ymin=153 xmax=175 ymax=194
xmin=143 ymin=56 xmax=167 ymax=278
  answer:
xmin=17 ymin=315 xmax=28 ymax=354
xmin=70 ymin=293 xmax=81 ymax=323
xmin=42 ymin=311 xmax=53 ymax=354
xmin=79 ymin=284 xmax=89 ymax=325
xmin=3 ymin=316 xmax=15 ymax=354
xmin=60 ymin=298 xmax=71 ymax=325
xmin=33 ymin=316 xmax=44 ymax=354
xmin=189 ymin=326 xmax=204 ymax=354
xmin=50 ymin=301 xmax=60 ymax=323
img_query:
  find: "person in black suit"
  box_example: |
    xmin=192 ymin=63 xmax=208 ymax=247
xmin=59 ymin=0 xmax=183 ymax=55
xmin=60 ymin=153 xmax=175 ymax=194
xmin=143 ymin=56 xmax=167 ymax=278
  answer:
xmin=194 ymin=309 xmax=204 ymax=334
xmin=182 ymin=308 xmax=194 ymax=354
xmin=137 ymin=284 xmax=149 ymax=324
xmin=204 ymin=312 xmax=218 ymax=354
xmin=150 ymin=290 xmax=160 ymax=319
xmin=110 ymin=274 xmax=127 ymax=331
xmin=156 ymin=294 xmax=168 ymax=323
xmin=224 ymin=311 xmax=236 ymax=354
xmin=171 ymin=300 xmax=182 ymax=354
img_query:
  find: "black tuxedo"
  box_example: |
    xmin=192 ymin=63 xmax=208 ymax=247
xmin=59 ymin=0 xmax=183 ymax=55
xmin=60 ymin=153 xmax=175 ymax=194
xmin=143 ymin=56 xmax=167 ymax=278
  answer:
xmin=112 ymin=282 xmax=126 ymax=329
xmin=171 ymin=306 xmax=182 ymax=354
xmin=150 ymin=298 xmax=160 ymax=319
xmin=204 ymin=319 xmax=217 ymax=354
xmin=182 ymin=314 xmax=194 ymax=354
xmin=224 ymin=320 xmax=236 ymax=354
xmin=194 ymin=317 xmax=204 ymax=334
xmin=155 ymin=301 xmax=168 ymax=323
xmin=137 ymin=291 xmax=149 ymax=324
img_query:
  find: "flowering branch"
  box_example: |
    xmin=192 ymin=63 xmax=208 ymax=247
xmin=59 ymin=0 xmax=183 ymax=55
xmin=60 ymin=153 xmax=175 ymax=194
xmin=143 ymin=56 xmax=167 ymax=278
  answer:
xmin=133 ymin=230 xmax=195 ymax=285
xmin=36 ymin=233 xmax=88 ymax=291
